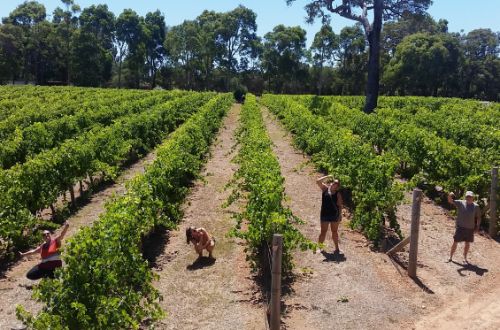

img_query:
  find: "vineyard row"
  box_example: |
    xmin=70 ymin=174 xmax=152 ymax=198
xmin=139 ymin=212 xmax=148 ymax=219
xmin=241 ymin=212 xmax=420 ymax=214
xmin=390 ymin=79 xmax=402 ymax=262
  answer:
xmin=228 ymin=94 xmax=312 ymax=276
xmin=0 ymin=92 xmax=214 ymax=259
xmin=17 ymin=94 xmax=233 ymax=329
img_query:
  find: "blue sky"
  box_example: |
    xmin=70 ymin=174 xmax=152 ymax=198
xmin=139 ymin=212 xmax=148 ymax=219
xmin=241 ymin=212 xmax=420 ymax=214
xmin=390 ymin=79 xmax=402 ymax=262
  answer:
xmin=1 ymin=0 xmax=499 ymax=46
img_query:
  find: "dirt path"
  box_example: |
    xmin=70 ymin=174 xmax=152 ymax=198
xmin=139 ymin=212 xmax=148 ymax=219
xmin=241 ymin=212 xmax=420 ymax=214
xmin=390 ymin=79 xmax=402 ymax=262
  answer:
xmin=262 ymin=106 xmax=500 ymax=329
xmin=0 ymin=151 xmax=157 ymax=330
xmin=396 ymin=189 xmax=500 ymax=329
xmin=153 ymin=104 xmax=265 ymax=330
xmin=395 ymin=189 xmax=499 ymax=295
xmin=415 ymin=282 xmax=500 ymax=329
xmin=262 ymin=107 xmax=420 ymax=329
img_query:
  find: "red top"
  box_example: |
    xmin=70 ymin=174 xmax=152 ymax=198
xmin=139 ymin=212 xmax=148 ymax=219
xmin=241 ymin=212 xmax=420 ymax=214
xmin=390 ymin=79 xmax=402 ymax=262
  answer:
xmin=41 ymin=239 xmax=60 ymax=259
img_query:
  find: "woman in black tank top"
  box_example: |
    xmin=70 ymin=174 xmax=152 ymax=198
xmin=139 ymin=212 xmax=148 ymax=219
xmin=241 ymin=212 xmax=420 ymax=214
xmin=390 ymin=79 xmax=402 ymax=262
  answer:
xmin=316 ymin=175 xmax=343 ymax=254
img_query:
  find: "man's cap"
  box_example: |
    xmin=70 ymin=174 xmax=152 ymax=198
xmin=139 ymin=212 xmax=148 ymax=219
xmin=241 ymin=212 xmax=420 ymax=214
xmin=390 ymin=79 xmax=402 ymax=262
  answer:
xmin=465 ymin=191 xmax=474 ymax=197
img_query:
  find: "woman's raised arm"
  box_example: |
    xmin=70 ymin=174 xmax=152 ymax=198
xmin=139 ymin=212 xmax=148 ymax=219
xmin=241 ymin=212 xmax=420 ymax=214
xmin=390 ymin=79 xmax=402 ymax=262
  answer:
xmin=316 ymin=175 xmax=332 ymax=190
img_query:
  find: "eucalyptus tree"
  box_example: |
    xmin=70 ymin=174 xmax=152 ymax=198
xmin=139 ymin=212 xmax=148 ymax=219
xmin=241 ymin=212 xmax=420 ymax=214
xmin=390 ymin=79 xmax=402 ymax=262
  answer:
xmin=460 ymin=29 xmax=500 ymax=100
xmin=116 ymin=9 xmax=146 ymax=88
xmin=287 ymin=0 xmax=432 ymax=112
xmin=0 ymin=24 xmax=24 ymax=83
xmin=262 ymin=25 xmax=308 ymax=93
xmin=310 ymin=24 xmax=339 ymax=94
xmin=383 ymin=32 xmax=461 ymax=96
xmin=77 ymin=4 xmax=115 ymax=85
xmin=144 ymin=10 xmax=166 ymax=88
xmin=53 ymin=0 xmax=81 ymax=84
xmin=164 ymin=20 xmax=202 ymax=89
xmin=337 ymin=24 xmax=367 ymax=94
xmin=214 ymin=6 xmax=259 ymax=89
xmin=2 ymin=1 xmax=47 ymax=82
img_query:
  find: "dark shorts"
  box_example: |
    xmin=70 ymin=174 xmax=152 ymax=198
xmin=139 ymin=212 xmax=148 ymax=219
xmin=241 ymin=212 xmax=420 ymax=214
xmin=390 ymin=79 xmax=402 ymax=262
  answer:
xmin=454 ymin=226 xmax=474 ymax=243
xmin=320 ymin=214 xmax=340 ymax=222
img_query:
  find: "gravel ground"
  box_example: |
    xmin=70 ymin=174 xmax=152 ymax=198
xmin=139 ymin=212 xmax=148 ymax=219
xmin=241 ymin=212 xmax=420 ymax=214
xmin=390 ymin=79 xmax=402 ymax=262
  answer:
xmin=262 ymin=106 xmax=500 ymax=330
xmin=0 ymin=151 xmax=158 ymax=330
xmin=152 ymin=104 xmax=266 ymax=330
xmin=2 ymin=103 xmax=497 ymax=330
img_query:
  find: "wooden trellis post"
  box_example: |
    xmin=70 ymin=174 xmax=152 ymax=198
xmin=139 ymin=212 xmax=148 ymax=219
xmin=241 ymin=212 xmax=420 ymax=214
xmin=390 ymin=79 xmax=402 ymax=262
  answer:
xmin=270 ymin=234 xmax=283 ymax=330
xmin=408 ymin=189 xmax=422 ymax=278
xmin=490 ymin=167 xmax=498 ymax=237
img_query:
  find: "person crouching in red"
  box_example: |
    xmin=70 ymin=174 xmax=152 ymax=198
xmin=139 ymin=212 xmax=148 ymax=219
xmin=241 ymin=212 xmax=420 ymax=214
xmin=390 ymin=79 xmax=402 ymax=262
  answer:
xmin=20 ymin=221 xmax=69 ymax=280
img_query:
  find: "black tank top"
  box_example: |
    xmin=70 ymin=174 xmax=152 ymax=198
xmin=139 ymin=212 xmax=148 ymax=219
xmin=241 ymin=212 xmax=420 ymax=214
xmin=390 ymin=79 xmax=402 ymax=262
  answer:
xmin=321 ymin=189 xmax=339 ymax=219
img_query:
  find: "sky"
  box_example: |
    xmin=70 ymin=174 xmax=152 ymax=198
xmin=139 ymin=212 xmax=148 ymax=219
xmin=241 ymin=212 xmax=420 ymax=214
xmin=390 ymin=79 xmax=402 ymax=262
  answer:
xmin=1 ymin=0 xmax=499 ymax=46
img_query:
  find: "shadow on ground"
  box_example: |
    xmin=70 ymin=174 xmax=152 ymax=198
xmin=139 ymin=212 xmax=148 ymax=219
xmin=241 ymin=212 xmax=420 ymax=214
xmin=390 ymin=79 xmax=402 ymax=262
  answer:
xmin=321 ymin=250 xmax=347 ymax=263
xmin=388 ymin=254 xmax=435 ymax=294
xmin=186 ymin=256 xmax=216 ymax=270
xmin=142 ymin=226 xmax=170 ymax=269
xmin=411 ymin=276 xmax=435 ymax=294
xmin=451 ymin=260 xmax=489 ymax=276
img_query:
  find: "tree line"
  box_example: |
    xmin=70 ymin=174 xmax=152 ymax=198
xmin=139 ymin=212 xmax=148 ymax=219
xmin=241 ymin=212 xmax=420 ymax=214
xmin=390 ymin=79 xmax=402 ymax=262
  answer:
xmin=0 ymin=0 xmax=498 ymax=101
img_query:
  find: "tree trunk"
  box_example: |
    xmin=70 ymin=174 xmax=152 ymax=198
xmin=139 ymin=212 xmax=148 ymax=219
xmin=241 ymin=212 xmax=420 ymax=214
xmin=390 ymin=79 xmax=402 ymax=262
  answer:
xmin=151 ymin=70 xmax=156 ymax=89
xmin=66 ymin=29 xmax=70 ymax=85
xmin=50 ymin=204 xmax=56 ymax=219
xmin=318 ymin=63 xmax=324 ymax=96
xmin=118 ymin=59 xmax=122 ymax=89
xmin=88 ymin=174 xmax=95 ymax=189
xmin=69 ymin=185 xmax=76 ymax=209
xmin=363 ymin=0 xmax=383 ymax=114
xmin=66 ymin=56 xmax=70 ymax=85
xmin=151 ymin=62 xmax=157 ymax=89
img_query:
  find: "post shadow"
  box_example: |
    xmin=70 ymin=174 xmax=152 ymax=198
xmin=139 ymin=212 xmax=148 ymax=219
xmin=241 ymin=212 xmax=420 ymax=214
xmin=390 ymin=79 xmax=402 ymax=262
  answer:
xmin=388 ymin=254 xmax=434 ymax=294
xmin=410 ymin=276 xmax=435 ymax=294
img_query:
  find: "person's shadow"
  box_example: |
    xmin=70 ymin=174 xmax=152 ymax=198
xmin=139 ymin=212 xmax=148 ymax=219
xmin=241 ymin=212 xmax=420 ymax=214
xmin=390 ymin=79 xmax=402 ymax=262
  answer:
xmin=187 ymin=256 xmax=216 ymax=271
xmin=321 ymin=251 xmax=347 ymax=263
xmin=452 ymin=261 xmax=488 ymax=276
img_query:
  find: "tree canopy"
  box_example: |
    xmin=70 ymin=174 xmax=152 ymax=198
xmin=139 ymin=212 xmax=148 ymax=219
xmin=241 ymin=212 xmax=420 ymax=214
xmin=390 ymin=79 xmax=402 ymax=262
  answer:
xmin=286 ymin=0 xmax=433 ymax=112
xmin=0 ymin=1 xmax=498 ymax=101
